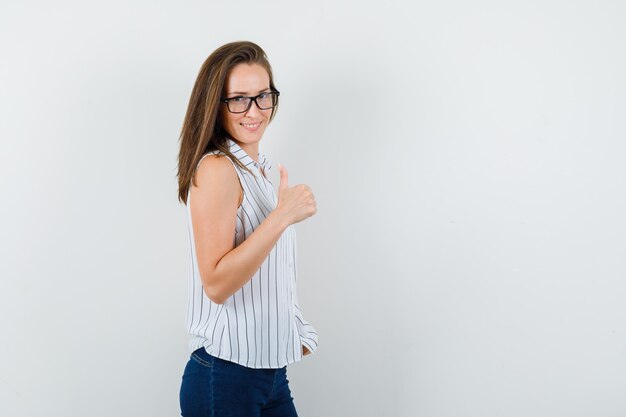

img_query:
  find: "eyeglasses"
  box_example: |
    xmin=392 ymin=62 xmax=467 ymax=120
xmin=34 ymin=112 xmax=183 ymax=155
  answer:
xmin=221 ymin=90 xmax=280 ymax=114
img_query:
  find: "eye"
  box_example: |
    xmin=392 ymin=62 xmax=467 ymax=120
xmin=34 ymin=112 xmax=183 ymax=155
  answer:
xmin=231 ymin=96 xmax=246 ymax=102
xmin=258 ymin=93 xmax=269 ymax=99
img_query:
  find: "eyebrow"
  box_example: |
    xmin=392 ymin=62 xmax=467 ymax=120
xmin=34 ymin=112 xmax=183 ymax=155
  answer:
xmin=227 ymin=88 xmax=271 ymax=96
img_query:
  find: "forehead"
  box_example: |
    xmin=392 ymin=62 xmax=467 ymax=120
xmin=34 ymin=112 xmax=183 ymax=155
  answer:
xmin=224 ymin=63 xmax=270 ymax=93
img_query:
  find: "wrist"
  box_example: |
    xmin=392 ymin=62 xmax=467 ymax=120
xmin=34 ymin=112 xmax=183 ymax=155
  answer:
xmin=269 ymin=208 xmax=291 ymax=231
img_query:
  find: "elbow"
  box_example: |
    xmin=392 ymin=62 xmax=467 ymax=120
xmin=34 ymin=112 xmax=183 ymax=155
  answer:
xmin=200 ymin=273 xmax=227 ymax=305
xmin=203 ymin=284 xmax=226 ymax=305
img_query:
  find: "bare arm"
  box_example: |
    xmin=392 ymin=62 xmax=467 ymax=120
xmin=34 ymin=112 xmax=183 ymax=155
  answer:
xmin=190 ymin=155 xmax=290 ymax=304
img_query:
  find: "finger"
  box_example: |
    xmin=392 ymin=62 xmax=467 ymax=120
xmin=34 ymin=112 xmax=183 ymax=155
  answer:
xmin=278 ymin=163 xmax=289 ymax=192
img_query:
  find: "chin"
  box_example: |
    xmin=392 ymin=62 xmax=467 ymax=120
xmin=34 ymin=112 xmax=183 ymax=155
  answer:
xmin=234 ymin=134 xmax=263 ymax=144
xmin=240 ymin=130 xmax=266 ymax=139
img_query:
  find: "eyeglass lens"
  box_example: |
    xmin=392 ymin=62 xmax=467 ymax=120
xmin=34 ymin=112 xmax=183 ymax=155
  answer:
xmin=228 ymin=92 xmax=278 ymax=113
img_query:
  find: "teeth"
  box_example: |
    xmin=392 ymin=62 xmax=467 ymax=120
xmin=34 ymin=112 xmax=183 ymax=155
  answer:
xmin=241 ymin=122 xmax=260 ymax=128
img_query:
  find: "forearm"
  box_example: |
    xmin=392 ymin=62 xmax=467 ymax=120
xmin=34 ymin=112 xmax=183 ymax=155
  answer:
xmin=207 ymin=210 xmax=289 ymax=303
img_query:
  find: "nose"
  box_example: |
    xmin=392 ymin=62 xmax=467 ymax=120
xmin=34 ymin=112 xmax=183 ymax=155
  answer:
xmin=245 ymin=98 xmax=262 ymax=117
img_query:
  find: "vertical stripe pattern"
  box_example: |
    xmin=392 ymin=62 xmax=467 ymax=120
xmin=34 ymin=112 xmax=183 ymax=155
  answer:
xmin=185 ymin=138 xmax=319 ymax=369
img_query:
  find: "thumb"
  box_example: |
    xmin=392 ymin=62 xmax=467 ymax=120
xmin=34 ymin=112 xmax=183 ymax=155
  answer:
xmin=278 ymin=163 xmax=289 ymax=192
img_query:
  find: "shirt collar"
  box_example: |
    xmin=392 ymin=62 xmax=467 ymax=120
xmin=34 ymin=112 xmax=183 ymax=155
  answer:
xmin=226 ymin=138 xmax=272 ymax=175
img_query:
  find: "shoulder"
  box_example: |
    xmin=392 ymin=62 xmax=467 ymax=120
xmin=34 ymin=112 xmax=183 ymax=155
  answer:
xmin=193 ymin=153 xmax=238 ymax=184
xmin=191 ymin=154 xmax=241 ymax=204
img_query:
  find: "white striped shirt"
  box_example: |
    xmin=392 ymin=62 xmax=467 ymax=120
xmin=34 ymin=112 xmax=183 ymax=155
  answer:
xmin=185 ymin=138 xmax=319 ymax=369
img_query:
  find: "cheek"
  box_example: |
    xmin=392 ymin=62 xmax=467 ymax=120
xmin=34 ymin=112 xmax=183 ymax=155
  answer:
xmin=225 ymin=116 xmax=239 ymax=129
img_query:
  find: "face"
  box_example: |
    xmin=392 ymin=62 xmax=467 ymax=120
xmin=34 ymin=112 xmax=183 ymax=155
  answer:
xmin=220 ymin=63 xmax=273 ymax=146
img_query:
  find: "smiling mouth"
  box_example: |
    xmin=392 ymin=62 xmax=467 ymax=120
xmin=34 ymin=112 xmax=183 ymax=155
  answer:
xmin=240 ymin=121 xmax=262 ymax=130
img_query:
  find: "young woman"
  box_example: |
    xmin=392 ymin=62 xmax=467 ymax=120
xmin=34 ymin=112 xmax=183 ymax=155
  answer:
xmin=176 ymin=41 xmax=319 ymax=416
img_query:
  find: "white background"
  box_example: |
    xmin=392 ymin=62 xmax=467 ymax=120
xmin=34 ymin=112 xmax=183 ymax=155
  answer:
xmin=1 ymin=1 xmax=625 ymax=416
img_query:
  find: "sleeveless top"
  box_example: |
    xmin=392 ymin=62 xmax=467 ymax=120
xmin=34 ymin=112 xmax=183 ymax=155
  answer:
xmin=185 ymin=138 xmax=319 ymax=368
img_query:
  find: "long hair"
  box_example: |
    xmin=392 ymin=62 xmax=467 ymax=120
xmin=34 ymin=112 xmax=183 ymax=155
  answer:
xmin=176 ymin=41 xmax=279 ymax=205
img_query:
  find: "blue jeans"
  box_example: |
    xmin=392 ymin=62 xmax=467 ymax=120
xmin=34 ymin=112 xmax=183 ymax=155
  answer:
xmin=179 ymin=347 xmax=299 ymax=417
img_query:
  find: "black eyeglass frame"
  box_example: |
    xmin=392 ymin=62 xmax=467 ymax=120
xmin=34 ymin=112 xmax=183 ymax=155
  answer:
xmin=220 ymin=90 xmax=281 ymax=114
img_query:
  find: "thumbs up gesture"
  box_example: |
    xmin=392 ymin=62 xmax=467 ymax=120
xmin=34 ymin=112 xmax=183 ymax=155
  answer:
xmin=276 ymin=163 xmax=317 ymax=226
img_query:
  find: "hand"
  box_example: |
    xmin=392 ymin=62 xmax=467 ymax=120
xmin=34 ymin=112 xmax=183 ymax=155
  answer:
xmin=276 ymin=164 xmax=317 ymax=226
xmin=302 ymin=345 xmax=311 ymax=356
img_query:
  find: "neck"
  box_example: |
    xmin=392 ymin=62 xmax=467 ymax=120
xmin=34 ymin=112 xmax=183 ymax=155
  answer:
xmin=235 ymin=139 xmax=259 ymax=163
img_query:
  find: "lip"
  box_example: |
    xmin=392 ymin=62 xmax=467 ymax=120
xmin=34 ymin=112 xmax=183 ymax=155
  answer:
xmin=240 ymin=121 xmax=262 ymax=132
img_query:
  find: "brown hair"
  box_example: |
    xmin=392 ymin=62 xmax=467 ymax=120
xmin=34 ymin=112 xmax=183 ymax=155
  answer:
xmin=176 ymin=41 xmax=279 ymax=205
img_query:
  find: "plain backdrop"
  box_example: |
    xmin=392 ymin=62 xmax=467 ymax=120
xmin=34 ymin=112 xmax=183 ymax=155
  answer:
xmin=1 ymin=1 xmax=625 ymax=416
